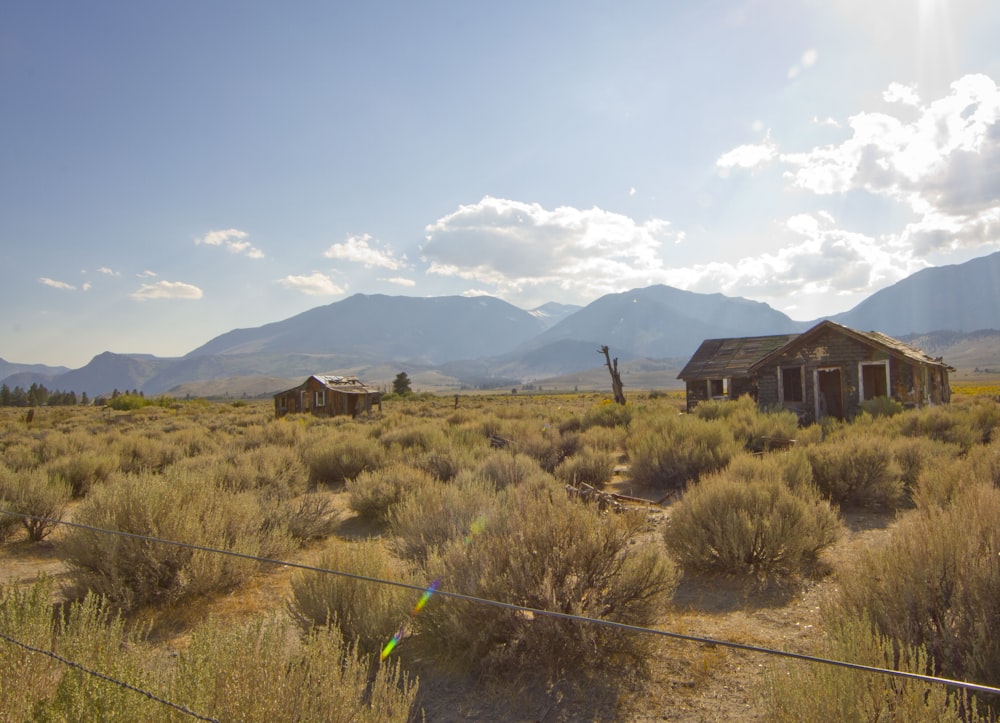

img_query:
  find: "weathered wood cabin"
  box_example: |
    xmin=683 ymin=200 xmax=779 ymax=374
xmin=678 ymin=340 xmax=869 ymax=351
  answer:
xmin=679 ymin=320 xmax=952 ymax=422
xmin=273 ymin=375 xmax=381 ymax=419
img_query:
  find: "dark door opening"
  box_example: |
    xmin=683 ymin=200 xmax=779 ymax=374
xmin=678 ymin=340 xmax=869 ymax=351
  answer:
xmin=817 ymin=368 xmax=844 ymax=420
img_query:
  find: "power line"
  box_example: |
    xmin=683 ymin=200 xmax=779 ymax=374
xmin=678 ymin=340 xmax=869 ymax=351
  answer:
xmin=3 ymin=509 xmax=1000 ymax=698
xmin=0 ymin=630 xmax=219 ymax=722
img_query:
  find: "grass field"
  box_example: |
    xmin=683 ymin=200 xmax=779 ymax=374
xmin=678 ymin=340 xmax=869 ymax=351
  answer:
xmin=1 ymin=391 xmax=998 ymax=720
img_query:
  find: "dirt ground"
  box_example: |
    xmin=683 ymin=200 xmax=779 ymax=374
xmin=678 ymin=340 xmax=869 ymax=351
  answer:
xmin=0 ymin=489 xmax=894 ymax=722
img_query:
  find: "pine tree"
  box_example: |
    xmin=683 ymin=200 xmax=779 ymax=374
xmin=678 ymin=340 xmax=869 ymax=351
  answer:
xmin=392 ymin=372 xmax=412 ymax=396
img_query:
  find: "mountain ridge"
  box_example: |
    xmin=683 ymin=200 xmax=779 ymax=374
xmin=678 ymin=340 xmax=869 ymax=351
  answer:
xmin=6 ymin=251 xmax=1000 ymax=396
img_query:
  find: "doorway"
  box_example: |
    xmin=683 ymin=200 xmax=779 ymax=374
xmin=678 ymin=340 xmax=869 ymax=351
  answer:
xmin=815 ymin=368 xmax=844 ymax=420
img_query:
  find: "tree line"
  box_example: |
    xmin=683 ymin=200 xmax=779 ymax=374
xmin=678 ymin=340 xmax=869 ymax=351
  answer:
xmin=0 ymin=383 xmax=89 ymax=407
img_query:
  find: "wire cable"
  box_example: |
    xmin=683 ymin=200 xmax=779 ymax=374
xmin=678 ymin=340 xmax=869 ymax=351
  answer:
xmin=3 ymin=509 xmax=1000 ymax=698
xmin=0 ymin=630 xmax=219 ymax=722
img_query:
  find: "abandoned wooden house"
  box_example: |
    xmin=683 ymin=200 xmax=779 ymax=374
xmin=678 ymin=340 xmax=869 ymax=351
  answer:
xmin=678 ymin=320 xmax=953 ymax=421
xmin=273 ymin=375 xmax=381 ymax=419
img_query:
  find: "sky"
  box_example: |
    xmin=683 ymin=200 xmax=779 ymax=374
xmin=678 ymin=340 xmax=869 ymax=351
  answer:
xmin=2 ymin=1 xmax=1000 ymax=368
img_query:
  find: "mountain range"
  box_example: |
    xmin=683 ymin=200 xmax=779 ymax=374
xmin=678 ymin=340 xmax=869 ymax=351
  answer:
xmin=6 ymin=251 xmax=1000 ymax=397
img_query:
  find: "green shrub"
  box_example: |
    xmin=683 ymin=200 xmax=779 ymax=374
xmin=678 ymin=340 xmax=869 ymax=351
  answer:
xmin=0 ymin=579 xmax=158 ymax=721
xmin=0 ymin=466 xmax=71 ymax=541
xmin=554 ymin=448 xmax=616 ymax=488
xmin=725 ymin=448 xmax=815 ymax=495
xmin=762 ymin=613 xmax=978 ymax=722
xmin=47 ymin=451 xmax=117 ymax=498
xmin=663 ymin=471 xmax=842 ymax=579
xmin=829 ymin=483 xmax=1000 ymax=703
xmin=581 ymin=401 xmax=632 ymax=430
xmin=806 ymin=434 xmax=904 ymax=508
xmin=114 ymin=434 xmax=180 ymax=474
xmin=628 ymin=415 xmax=738 ymax=490
xmin=693 ymin=396 xmax=799 ymax=452
xmin=346 ymin=463 xmax=434 ymax=522
xmin=303 ymin=434 xmax=386 ymax=486
xmin=416 ymin=484 xmax=678 ymax=677
xmin=388 ymin=474 xmax=500 ymax=563
xmin=475 ymin=451 xmax=549 ymax=490
xmin=377 ymin=422 xmax=446 ymax=452
xmin=62 ymin=471 xmax=295 ymax=611
xmin=284 ymin=492 xmax=340 ymax=543
xmin=859 ymin=395 xmax=904 ymax=418
xmin=289 ymin=540 xmax=414 ymax=654
xmin=898 ymin=405 xmax=981 ymax=451
xmin=169 ymin=613 xmax=418 ymax=722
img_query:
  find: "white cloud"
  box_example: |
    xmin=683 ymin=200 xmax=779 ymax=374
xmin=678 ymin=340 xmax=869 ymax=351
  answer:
xmin=460 ymin=288 xmax=494 ymax=298
xmin=423 ymin=196 xmax=679 ymax=306
xmin=324 ymin=233 xmax=404 ymax=269
xmin=277 ymin=272 xmax=345 ymax=296
xmin=716 ymin=136 xmax=777 ymax=173
xmin=130 ymin=280 xmax=203 ymax=301
xmin=82 ymin=282 xmax=92 ymax=291
xmin=39 ymin=277 xmax=75 ymax=290
xmin=97 ymin=267 xmax=120 ymax=276
xmin=883 ymin=82 xmax=921 ymax=106
xmin=137 ymin=270 xmax=158 ymax=278
xmin=787 ymin=49 xmax=818 ymax=79
xmin=733 ymin=73 xmax=1000 ymax=258
xmin=380 ymin=276 xmax=416 ymax=287
xmin=195 ymin=228 xmax=263 ymax=259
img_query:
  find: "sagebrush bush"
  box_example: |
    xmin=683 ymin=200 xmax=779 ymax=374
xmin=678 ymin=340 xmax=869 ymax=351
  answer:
xmin=289 ymin=539 xmax=414 ymax=654
xmin=663 ymin=471 xmax=842 ymax=578
xmin=897 ymin=405 xmax=981 ymax=451
xmin=377 ymin=421 xmax=447 ymax=452
xmin=475 ymin=451 xmax=550 ymax=490
xmin=168 ymin=613 xmax=418 ymax=722
xmin=761 ymin=613 xmax=979 ymax=721
xmin=725 ymin=448 xmax=815 ymax=495
xmin=416 ymin=483 xmax=678 ymax=677
xmin=0 ymin=579 xmax=158 ymax=721
xmin=829 ymin=482 xmax=1000 ymax=704
xmin=195 ymin=445 xmax=309 ymax=499
xmin=388 ymin=473 xmax=500 ymax=563
xmin=46 ymin=451 xmax=117 ymax=498
xmin=554 ymin=447 xmax=616 ymax=488
xmin=628 ymin=414 xmax=738 ymax=489
xmin=693 ymin=396 xmax=799 ymax=452
xmin=284 ymin=492 xmax=340 ymax=543
xmin=806 ymin=433 xmax=904 ymax=508
xmin=0 ymin=466 xmax=70 ymax=541
xmin=581 ymin=401 xmax=632 ymax=429
xmin=63 ymin=471 xmax=295 ymax=611
xmin=302 ymin=433 xmax=386 ymax=486
xmin=859 ymin=394 xmax=904 ymax=418
xmin=346 ymin=463 xmax=434 ymax=522
xmin=113 ymin=433 xmax=181 ymax=474
xmin=0 ymin=579 xmax=419 ymax=722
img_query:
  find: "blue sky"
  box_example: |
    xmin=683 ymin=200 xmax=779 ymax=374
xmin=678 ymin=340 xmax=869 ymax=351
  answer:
xmin=3 ymin=1 xmax=1000 ymax=367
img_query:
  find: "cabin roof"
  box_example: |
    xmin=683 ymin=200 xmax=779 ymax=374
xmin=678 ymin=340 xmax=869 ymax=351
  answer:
xmin=677 ymin=334 xmax=799 ymax=380
xmin=747 ymin=320 xmax=955 ymax=372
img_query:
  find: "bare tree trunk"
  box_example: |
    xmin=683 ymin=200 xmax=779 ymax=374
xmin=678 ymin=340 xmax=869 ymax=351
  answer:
xmin=598 ymin=346 xmax=626 ymax=405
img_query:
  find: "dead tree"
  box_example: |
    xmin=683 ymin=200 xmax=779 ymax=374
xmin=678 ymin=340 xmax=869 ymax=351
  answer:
xmin=598 ymin=345 xmax=626 ymax=405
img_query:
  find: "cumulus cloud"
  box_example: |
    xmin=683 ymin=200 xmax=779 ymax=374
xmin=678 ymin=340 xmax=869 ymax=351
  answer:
xmin=195 ymin=228 xmax=263 ymax=259
xmin=722 ymin=73 xmax=1000 ymax=258
xmin=39 ymin=277 xmax=75 ymax=290
xmin=422 ymin=196 xmax=678 ymax=305
xmin=716 ymin=135 xmax=777 ymax=173
xmin=380 ymin=276 xmax=416 ymax=287
xmin=277 ymin=272 xmax=345 ymax=296
xmin=130 ymin=280 xmax=203 ymax=301
xmin=97 ymin=266 xmax=120 ymax=276
xmin=324 ymin=233 xmax=404 ymax=270
xmin=137 ymin=270 xmax=158 ymax=278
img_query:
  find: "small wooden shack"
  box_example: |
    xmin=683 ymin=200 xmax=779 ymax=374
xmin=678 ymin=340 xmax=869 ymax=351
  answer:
xmin=273 ymin=375 xmax=380 ymax=419
xmin=679 ymin=321 xmax=953 ymax=422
